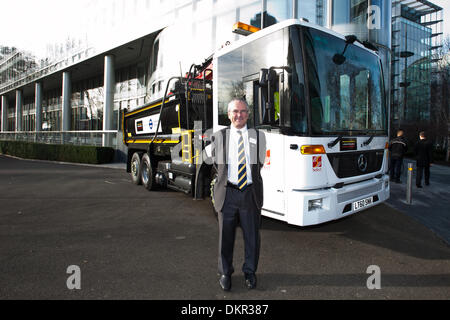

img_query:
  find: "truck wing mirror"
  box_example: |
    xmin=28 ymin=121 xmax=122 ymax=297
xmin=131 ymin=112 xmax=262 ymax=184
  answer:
xmin=257 ymin=68 xmax=278 ymax=125
xmin=259 ymin=68 xmax=269 ymax=87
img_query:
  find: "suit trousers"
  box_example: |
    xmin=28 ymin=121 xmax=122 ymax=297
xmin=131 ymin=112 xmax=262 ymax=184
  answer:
xmin=416 ymin=165 xmax=430 ymax=186
xmin=218 ymin=185 xmax=261 ymax=276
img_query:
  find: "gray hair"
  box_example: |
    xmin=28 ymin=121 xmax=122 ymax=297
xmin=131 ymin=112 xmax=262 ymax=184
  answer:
xmin=227 ymin=98 xmax=249 ymax=112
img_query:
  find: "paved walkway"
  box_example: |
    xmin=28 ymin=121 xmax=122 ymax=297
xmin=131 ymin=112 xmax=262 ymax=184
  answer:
xmin=386 ymin=159 xmax=450 ymax=246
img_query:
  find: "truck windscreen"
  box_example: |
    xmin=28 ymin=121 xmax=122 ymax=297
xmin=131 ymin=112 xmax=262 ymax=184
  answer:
xmin=293 ymin=26 xmax=387 ymax=136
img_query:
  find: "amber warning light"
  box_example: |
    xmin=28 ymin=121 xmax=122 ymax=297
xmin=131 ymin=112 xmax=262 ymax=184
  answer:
xmin=232 ymin=22 xmax=261 ymax=36
xmin=301 ymin=145 xmax=326 ymax=155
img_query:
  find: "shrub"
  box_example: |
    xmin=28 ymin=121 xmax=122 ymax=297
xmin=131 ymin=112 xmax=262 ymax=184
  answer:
xmin=0 ymin=141 xmax=115 ymax=164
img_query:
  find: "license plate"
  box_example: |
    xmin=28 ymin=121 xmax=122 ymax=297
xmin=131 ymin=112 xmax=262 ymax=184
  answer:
xmin=352 ymin=196 xmax=373 ymax=211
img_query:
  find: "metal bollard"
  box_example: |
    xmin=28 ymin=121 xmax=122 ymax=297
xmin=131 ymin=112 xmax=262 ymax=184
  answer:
xmin=406 ymin=163 xmax=413 ymax=204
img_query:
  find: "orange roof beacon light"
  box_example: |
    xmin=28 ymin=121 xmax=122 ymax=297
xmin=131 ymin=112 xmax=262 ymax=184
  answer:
xmin=232 ymin=22 xmax=261 ymax=36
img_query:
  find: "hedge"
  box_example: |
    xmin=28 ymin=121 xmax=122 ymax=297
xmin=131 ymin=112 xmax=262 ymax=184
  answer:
xmin=0 ymin=141 xmax=115 ymax=164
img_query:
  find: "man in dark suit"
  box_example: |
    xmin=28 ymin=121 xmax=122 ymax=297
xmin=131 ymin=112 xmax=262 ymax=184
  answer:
xmin=212 ymin=98 xmax=266 ymax=291
xmin=415 ymin=131 xmax=433 ymax=188
xmin=389 ymin=129 xmax=408 ymax=183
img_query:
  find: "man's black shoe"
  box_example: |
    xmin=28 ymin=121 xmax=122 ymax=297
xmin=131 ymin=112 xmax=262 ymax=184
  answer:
xmin=425 ymin=182 xmax=430 ymax=186
xmin=244 ymin=273 xmax=257 ymax=290
xmin=417 ymin=185 xmax=423 ymax=188
xmin=219 ymin=275 xmax=231 ymax=291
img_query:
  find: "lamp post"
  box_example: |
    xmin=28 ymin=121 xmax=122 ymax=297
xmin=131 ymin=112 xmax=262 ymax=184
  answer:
xmin=398 ymin=50 xmax=414 ymax=123
xmin=396 ymin=27 xmax=414 ymax=127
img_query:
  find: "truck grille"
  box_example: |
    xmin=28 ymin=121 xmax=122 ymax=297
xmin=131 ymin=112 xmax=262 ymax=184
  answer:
xmin=337 ymin=182 xmax=383 ymax=203
xmin=327 ymin=150 xmax=384 ymax=178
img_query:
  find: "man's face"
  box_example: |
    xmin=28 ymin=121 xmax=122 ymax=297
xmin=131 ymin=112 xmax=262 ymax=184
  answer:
xmin=228 ymin=100 xmax=249 ymax=129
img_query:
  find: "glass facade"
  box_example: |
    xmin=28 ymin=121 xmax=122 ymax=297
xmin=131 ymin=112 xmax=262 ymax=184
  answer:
xmin=392 ymin=18 xmax=432 ymax=122
xmin=115 ymin=63 xmax=147 ymax=129
xmin=7 ymin=104 xmax=15 ymax=132
xmin=146 ymin=0 xmax=328 ymax=103
xmin=22 ymin=96 xmax=35 ymax=132
xmin=0 ymin=48 xmax=37 ymax=93
xmin=1 ymin=0 xmax=329 ymax=138
xmin=71 ymin=76 xmax=104 ymax=131
xmin=42 ymin=89 xmax=62 ymax=131
xmin=331 ymin=0 xmax=391 ymax=47
xmin=0 ymin=0 xmax=442 ymax=147
xmin=391 ymin=1 xmax=443 ymax=128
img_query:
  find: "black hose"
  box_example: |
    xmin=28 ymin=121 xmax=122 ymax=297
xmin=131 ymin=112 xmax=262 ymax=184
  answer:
xmin=151 ymin=76 xmax=181 ymax=144
xmin=185 ymin=64 xmax=198 ymax=130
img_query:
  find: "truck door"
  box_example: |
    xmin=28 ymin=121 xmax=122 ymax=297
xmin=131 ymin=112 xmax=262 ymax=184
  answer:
xmin=244 ymin=71 xmax=285 ymax=217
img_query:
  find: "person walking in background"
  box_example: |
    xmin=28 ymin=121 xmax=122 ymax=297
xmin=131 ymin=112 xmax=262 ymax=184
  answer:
xmin=389 ymin=129 xmax=408 ymax=183
xmin=415 ymin=131 xmax=433 ymax=188
xmin=211 ymin=98 xmax=266 ymax=292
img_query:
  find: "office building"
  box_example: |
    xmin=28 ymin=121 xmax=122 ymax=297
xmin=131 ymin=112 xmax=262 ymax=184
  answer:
xmin=0 ymin=0 xmax=443 ymax=157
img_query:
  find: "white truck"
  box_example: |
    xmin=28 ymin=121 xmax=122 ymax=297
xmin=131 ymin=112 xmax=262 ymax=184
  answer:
xmin=123 ymin=19 xmax=390 ymax=226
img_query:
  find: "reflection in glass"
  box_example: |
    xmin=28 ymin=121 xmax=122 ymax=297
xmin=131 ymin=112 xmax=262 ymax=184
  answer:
xmin=298 ymin=0 xmax=320 ymax=25
xmin=42 ymin=89 xmax=62 ymax=131
xmin=71 ymin=76 xmax=104 ymax=131
xmin=267 ymin=0 xmax=292 ymax=26
xmin=302 ymin=27 xmax=386 ymax=135
xmin=239 ymin=1 xmax=262 ymax=28
xmin=218 ymin=29 xmax=286 ymax=127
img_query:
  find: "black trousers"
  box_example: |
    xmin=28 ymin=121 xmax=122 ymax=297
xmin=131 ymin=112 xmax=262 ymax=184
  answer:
xmin=218 ymin=185 xmax=261 ymax=276
xmin=416 ymin=165 xmax=430 ymax=186
xmin=390 ymin=158 xmax=403 ymax=180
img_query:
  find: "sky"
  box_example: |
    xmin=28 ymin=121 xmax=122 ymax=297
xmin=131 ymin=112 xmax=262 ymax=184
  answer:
xmin=0 ymin=0 xmax=92 ymax=57
xmin=0 ymin=0 xmax=449 ymax=58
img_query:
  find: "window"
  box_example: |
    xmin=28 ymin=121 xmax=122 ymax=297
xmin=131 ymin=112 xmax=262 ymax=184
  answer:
xmin=218 ymin=29 xmax=286 ymax=127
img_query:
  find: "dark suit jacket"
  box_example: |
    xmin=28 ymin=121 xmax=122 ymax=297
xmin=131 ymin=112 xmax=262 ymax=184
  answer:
xmin=212 ymin=127 xmax=266 ymax=212
xmin=415 ymin=139 xmax=433 ymax=167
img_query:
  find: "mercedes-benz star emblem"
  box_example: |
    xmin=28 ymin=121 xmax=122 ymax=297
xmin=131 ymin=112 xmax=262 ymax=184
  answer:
xmin=358 ymin=154 xmax=368 ymax=172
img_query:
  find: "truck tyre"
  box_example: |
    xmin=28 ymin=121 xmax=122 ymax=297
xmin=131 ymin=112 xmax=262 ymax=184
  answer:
xmin=141 ymin=153 xmax=157 ymax=191
xmin=130 ymin=152 xmax=142 ymax=185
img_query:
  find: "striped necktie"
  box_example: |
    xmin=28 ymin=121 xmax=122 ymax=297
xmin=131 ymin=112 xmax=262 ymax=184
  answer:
xmin=237 ymin=131 xmax=248 ymax=190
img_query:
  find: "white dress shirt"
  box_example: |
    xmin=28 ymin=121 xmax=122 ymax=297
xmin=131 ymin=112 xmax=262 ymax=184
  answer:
xmin=227 ymin=125 xmax=252 ymax=185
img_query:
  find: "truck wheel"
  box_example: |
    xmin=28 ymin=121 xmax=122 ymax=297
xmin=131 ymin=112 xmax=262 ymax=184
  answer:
xmin=141 ymin=153 xmax=157 ymax=191
xmin=210 ymin=170 xmax=218 ymax=220
xmin=130 ymin=152 xmax=142 ymax=185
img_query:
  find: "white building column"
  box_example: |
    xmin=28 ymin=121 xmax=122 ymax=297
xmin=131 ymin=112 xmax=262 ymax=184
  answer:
xmin=103 ymin=55 xmax=115 ymax=147
xmin=35 ymin=82 xmax=43 ymax=132
xmin=62 ymin=71 xmax=71 ymax=131
xmin=1 ymin=95 xmax=8 ymax=132
xmin=15 ymin=90 xmax=23 ymax=132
